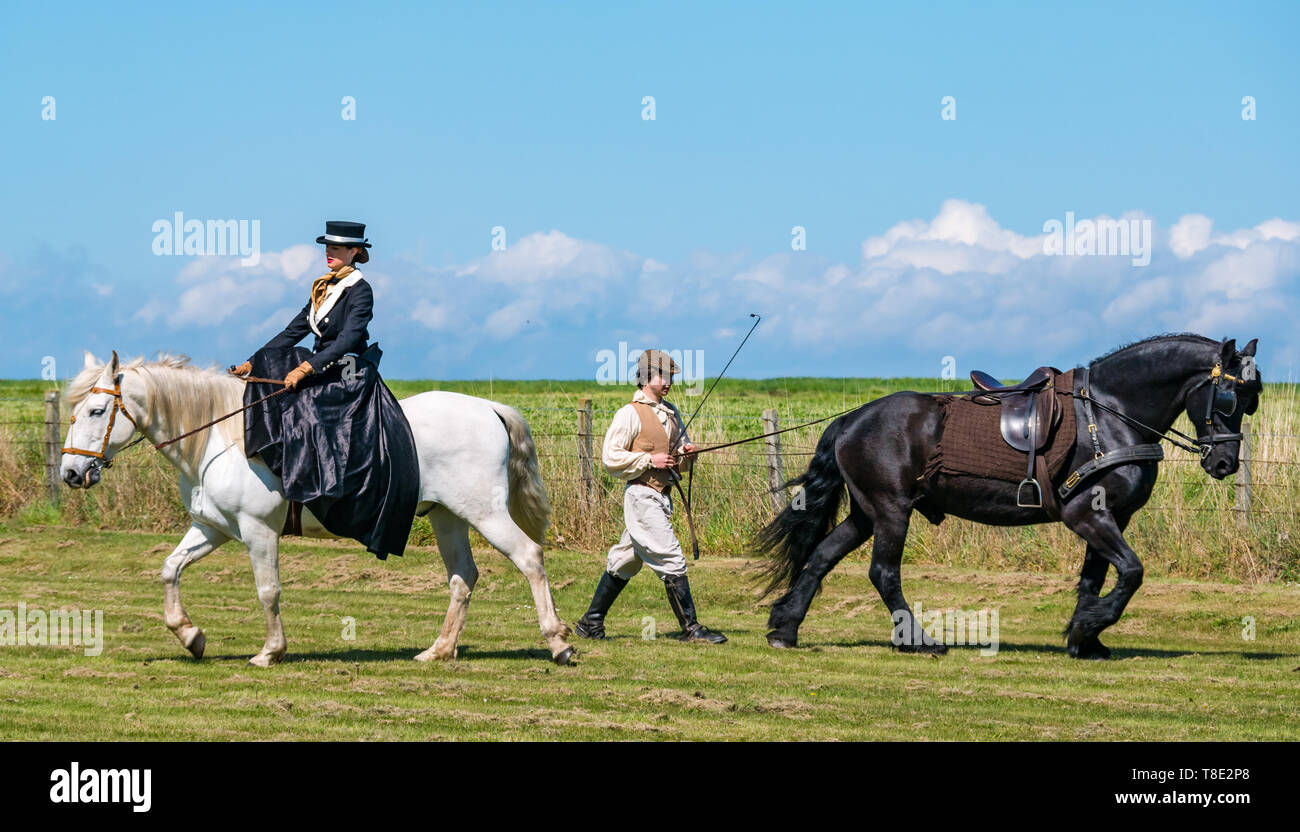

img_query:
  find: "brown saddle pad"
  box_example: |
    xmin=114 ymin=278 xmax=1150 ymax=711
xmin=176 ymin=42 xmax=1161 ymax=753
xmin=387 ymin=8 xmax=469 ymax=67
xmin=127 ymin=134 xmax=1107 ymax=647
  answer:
xmin=927 ymin=369 xmax=1077 ymax=483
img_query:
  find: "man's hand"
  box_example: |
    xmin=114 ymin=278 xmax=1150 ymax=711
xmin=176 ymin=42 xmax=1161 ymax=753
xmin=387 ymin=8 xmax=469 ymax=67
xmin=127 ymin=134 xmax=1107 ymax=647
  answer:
xmin=283 ymin=361 xmax=314 ymax=390
xmin=229 ymin=361 xmax=253 ymax=377
xmin=676 ymin=442 xmax=697 ymax=470
xmin=650 ymin=452 xmax=677 ymax=469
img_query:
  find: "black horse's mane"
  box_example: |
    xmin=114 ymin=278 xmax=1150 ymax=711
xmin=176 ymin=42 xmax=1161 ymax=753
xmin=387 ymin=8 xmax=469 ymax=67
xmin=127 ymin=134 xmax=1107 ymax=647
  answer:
xmin=1092 ymin=333 xmax=1219 ymax=364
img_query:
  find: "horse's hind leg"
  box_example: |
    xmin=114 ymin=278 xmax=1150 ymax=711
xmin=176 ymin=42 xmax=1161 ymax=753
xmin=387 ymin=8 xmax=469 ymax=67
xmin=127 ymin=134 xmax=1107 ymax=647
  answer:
xmin=868 ymin=509 xmax=946 ymax=654
xmin=162 ymin=523 xmax=228 ymax=658
xmin=767 ymin=512 xmax=870 ymax=648
xmin=416 ymin=506 xmax=478 ymax=662
xmin=244 ymin=527 xmax=286 ymax=667
xmin=473 ymin=510 xmax=575 ymax=665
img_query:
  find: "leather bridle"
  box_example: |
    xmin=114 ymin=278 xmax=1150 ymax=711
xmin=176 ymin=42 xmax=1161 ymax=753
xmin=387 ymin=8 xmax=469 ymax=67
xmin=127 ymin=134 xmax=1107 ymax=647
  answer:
xmin=60 ymin=375 xmax=147 ymax=469
xmin=60 ymin=365 xmax=294 ymax=478
xmin=1187 ymin=358 xmax=1256 ymax=450
xmin=1077 ymin=359 xmax=1257 ymax=460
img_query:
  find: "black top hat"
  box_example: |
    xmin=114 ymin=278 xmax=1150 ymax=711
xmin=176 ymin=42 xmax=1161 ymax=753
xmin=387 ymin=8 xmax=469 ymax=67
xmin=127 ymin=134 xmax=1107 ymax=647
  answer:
xmin=316 ymin=220 xmax=372 ymax=248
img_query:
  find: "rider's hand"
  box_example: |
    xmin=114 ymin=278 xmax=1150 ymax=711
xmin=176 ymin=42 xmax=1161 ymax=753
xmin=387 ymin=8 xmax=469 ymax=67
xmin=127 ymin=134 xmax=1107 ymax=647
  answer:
xmin=229 ymin=361 xmax=253 ymax=377
xmin=650 ymin=452 xmax=677 ymax=469
xmin=283 ymin=361 xmax=314 ymax=390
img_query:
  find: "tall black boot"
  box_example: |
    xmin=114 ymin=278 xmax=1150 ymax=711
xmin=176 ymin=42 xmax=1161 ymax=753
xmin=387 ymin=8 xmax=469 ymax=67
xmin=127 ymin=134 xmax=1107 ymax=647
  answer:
xmin=663 ymin=574 xmax=727 ymax=644
xmin=575 ymin=571 xmax=629 ymax=639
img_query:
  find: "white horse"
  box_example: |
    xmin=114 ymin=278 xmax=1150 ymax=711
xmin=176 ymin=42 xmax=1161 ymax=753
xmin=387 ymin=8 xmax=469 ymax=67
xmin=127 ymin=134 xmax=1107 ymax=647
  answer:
xmin=59 ymin=351 xmax=575 ymax=666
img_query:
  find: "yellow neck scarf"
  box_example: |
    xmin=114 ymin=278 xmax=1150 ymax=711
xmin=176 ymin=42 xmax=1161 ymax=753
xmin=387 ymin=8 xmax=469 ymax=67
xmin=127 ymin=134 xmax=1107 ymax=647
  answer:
xmin=310 ymin=265 xmax=355 ymax=312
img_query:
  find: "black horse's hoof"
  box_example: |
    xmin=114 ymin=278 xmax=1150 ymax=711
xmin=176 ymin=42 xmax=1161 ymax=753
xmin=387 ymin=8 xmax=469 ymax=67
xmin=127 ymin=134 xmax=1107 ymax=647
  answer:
xmin=767 ymin=631 xmax=797 ymax=649
xmin=1068 ymin=638 xmax=1111 ymax=660
xmin=553 ymin=646 xmax=577 ymax=666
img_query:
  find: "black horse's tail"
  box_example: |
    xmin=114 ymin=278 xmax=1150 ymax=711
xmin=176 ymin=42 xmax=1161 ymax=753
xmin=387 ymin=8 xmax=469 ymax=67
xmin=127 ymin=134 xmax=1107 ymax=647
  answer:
xmin=755 ymin=416 xmax=847 ymax=597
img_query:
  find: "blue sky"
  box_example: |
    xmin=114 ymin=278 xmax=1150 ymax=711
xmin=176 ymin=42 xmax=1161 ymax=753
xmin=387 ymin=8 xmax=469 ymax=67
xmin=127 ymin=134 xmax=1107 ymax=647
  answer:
xmin=2 ymin=1 xmax=1298 ymax=382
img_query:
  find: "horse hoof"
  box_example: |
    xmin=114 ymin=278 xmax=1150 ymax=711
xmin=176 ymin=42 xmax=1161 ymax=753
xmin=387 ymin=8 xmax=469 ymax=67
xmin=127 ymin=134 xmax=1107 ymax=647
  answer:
xmin=186 ymin=630 xmax=206 ymax=659
xmin=553 ymin=646 xmax=576 ymax=666
xmin=767 ymin=632 xmax=797 ymax=649
xmin=1069 ymin=639 xmax=1111 ymax=660
xmin=248 ymin=650 xmax=284 ymax=667
xmin=415 ymin=646 xmax=455 ymax=662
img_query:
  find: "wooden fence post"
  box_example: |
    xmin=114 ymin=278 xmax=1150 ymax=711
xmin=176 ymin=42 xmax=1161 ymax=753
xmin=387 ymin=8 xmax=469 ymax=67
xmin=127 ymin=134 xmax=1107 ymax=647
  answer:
xmin=577 ymin=398 xmax=594 ymax=505
xmin=762 ymin=408 xmax=786 ymax=512
xmin=1235 ymin=418 xmax=1251 ymax=519
xmin=44 ymin=390 xmax=61 ymax=505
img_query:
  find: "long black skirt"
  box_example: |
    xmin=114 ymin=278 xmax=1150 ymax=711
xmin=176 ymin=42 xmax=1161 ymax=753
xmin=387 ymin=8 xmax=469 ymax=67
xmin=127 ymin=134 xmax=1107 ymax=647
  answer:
xmin=243 ymin=346 xmax=419 ymax=559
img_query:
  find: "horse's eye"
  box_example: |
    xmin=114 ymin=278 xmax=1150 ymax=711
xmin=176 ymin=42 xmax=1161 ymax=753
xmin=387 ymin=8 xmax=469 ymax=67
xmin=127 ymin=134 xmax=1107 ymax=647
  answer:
xmin=90 ymin=408 xmax=105 ymax=417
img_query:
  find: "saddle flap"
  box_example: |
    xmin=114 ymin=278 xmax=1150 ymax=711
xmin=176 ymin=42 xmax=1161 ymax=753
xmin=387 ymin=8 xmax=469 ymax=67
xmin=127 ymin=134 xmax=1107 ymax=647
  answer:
xmin=999 ymin=388 xmax=1057 ymax=452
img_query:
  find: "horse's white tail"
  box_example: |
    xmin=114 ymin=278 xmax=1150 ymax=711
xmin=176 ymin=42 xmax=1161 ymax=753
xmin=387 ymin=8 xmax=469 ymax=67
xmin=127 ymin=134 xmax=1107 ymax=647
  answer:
xmin=489 ymin=402 xmax=552 ymax=545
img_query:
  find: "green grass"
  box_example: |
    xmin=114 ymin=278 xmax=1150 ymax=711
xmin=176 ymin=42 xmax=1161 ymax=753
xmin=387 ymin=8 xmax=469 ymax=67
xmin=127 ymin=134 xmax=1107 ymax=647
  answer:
xmin=1 ymin=524 xmax=1296 ymax=741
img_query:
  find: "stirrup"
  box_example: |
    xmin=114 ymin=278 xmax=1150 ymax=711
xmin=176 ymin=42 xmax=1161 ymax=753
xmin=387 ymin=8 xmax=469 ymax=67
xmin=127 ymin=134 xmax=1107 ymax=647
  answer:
xmin=1016 ymin=478 xmax=1043 ymax=509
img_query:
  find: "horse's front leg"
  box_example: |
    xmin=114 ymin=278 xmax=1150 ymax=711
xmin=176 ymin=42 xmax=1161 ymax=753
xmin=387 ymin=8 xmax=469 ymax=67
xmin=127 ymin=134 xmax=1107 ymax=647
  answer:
xmin=1064 ymin=511 xmax=1143 ymax=659
xmin=244 ymin=527 xmax=286 ymax=667
xmin=162 ymin=523 xmax=229 ymax=658
xmin=1066 ymin=545 xmax=1112 ymax=659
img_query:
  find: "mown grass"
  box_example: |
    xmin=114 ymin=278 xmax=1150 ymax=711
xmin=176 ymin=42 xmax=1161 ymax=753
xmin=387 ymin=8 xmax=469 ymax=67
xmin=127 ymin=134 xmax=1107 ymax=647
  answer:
xmin=0 ymin=525 xmax=1296 ymax=741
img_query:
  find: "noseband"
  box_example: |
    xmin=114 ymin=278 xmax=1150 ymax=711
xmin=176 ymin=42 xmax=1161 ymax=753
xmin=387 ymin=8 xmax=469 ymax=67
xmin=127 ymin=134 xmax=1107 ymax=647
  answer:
xmin=61 ymin=375 xmax=144 ymax=469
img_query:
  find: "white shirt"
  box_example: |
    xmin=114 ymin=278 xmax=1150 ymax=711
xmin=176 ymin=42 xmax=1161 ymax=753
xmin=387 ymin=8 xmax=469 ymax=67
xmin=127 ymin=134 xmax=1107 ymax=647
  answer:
xmin=308 ymin=270 xmax=365 ymax=336
xmin=601 ymin=388 xmax=694 ymax=481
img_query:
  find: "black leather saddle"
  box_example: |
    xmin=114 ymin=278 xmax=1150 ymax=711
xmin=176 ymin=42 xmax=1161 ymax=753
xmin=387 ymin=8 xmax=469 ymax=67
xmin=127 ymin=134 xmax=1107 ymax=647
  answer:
xmin=969 ymin=366 xmax=1063 ymax=509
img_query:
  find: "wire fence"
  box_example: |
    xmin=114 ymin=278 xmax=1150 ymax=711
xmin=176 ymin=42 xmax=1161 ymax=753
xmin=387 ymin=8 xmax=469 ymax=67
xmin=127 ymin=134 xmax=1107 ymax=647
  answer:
xmin=4 ymin=387 xmax=1299 ymax=581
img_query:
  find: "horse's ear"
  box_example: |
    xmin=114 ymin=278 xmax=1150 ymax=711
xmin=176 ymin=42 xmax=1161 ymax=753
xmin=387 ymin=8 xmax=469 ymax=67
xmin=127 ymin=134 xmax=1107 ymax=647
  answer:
xmin=1240 ymin=338 xmax=1258 ymax=357
xmin=83 ymin=350 xmax=100 ymax=371
xmin=1219 ymin=339 xmax=1237 ymax=364
xmin=109 ymin=350 xmax=120 ymax=377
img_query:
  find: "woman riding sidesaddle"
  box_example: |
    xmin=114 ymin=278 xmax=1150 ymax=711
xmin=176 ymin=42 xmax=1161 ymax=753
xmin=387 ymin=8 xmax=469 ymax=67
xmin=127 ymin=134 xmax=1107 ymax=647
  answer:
xmin=230 ymin=221 xmax=418 ymax=559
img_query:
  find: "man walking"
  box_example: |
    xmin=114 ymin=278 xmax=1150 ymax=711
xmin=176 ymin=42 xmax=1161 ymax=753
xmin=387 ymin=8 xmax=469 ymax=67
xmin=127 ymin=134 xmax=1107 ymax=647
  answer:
xmin=574 ymin=349 xmax=727 ymax=644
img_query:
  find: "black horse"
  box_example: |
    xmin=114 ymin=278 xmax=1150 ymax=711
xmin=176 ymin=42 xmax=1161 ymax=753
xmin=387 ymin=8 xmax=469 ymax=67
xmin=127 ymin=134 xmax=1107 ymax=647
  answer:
xmin=758 ymin=334 xmax=1262 ymax=659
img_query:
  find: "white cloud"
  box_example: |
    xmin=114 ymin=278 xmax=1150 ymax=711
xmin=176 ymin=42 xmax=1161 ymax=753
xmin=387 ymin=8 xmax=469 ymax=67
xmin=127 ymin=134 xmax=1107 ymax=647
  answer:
xmin=1169 ymin=214 xmax=1214 ymax=259
xmin=109 ymin=202 xmax=1300 ymax=379
xmin=456 ymin=230 xmax=634 ymax=284
xmin=411 ymin=298 xmax=450 ymax=331
xmin=1169 ymin=214 xmax=1300 ymax=259
xmin=485 ymin=299 xmax=540 ymax=338
xmin=861 ymin=199 xmax=1046 ymax=274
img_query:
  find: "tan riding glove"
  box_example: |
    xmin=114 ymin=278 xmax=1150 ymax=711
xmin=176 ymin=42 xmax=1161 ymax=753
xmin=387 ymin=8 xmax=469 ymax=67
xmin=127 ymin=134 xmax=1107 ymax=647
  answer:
xmin=283 ymin=361 xmax=314 ymax=390
xmin=230 ymin=360 xmax=253 ymax=377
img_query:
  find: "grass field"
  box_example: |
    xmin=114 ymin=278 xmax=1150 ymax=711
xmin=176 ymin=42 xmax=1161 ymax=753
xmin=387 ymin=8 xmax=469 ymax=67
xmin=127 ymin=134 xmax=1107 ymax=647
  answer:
xmin=0 ymin=523 xmax=1296 ymax=741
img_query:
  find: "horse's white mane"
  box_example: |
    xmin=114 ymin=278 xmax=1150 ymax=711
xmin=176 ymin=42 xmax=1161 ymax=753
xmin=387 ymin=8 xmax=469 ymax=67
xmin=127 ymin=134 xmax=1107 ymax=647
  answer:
xmin=66 ymin=352 xmax=246 ymax=470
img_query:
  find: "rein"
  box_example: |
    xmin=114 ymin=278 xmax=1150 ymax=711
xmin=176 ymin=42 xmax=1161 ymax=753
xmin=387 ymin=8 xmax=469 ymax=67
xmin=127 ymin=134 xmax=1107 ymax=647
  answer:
xmin=682 ymin=404 xmax=865 ymax=457
xmin=154 ymin=377 xmax=290 ymax=450
xmin=679 ymin=360 xmax=1250 ymax=485
xmin=61 ymin=370 xmax=289 ymax=467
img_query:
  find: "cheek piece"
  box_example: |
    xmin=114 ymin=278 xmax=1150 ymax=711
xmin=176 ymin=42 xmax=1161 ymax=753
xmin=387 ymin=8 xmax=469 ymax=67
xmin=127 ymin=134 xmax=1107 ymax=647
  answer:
xmin=61 ymin=376 xmax=143 ymax=468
